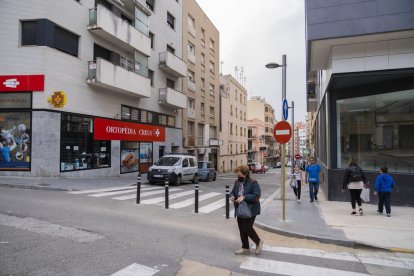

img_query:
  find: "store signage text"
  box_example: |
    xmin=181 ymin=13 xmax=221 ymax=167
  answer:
xmin=0 ymin=75 xmax=45 ymax=92
xmin=0 ymin=93 xmax=31 ymax=108
xmin=94 ymin=118 xmax=165 ymax=142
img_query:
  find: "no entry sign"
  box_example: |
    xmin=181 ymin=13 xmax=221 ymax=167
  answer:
xmin=273 ymin=121 xmax=292 ymax=144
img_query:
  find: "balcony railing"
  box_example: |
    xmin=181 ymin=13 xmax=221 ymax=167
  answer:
xmin=188 ymin=80 xmax=196 ymax=92
xmin=188 ymin=108 xmax=195 ymax=119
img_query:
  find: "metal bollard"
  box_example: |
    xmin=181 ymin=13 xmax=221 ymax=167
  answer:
xmin=195 ymin=184 xmax=199 ymax=213
xmin=165 ymin=178 xmax=169 ymax=209
xmin=225 ymin=185 xmax=230 ymax=219
xmin=136 ymin=173 xmax=141 ymax=204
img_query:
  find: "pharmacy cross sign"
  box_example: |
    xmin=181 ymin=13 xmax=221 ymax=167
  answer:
xmin=273 ymin=121 xmax=292 ymax=144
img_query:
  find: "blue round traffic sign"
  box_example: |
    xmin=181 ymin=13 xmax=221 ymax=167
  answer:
xmin=283 ymin=99 xmax=288 ymax=120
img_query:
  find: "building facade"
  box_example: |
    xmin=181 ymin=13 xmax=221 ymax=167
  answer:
xmin=247 ymin=119 xmax=266 ymax=164
xmin=182 ymin=0 xmax=220 ymax=168
xmin=0 ymin=0 xmax=186 ymax=177
xmin=219 ymin=74 xmax=248 ymax=173
xmin=247 ymin=96 xmax=279 ymax=165
xmin=306 ymin=0 xmax=414 ymax=206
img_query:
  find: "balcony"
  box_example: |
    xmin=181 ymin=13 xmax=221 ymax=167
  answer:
xmin=188 ymin=80 xmax=196 ymax=92
xmin=159 ymin=88 xmax=187 ymax=109
xmin=88 ymin=5 xmax=151 ymax=56
xmin=86 ymin=58 xmax=150 ymax=98
xmin=188 ymin=108 xmax=195 ymax=119
xmin=159 ymin=52 xmax=187 ymax=78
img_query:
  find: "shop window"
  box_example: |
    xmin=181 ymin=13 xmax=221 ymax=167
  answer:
xmin=121 ymin=105 xmax=139 ymax=121
xmin=121 ymin=141 xmax=139 ymax=174
xmin=167 ymin=116 xmax=175 ymax=127
xmin=139 ymin=142 xmax=153 ymax=173
xmin=60 ymin=114 xmax=111 ymax=171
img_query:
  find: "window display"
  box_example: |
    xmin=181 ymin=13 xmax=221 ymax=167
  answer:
xmin=121 ymin=141 xmax=139 ymax=174
xmin=0 ymin=112 xmax=31 ymax=171
xmin=60 ymin=114 xmax=111 ymax=171
xmin=139 ymin=142 xmax=153 ymax=173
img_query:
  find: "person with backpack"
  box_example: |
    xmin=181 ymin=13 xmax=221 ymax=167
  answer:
xmin=374 ymin=166 xmax=396 ymax=217
xmin=342 ymin=157 xmax=368 ymax=216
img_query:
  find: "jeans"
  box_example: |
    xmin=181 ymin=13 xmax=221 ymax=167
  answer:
xmin=309 ymin=182 xmax=319 ymax=201
xmin=349 ymin=189 xmax=362 ymax=209
xmin=237 ymin=216 xmax=260 ymax=249
xmin=293 ymin=180 xmax=301 ymax=199
xmin=378 ymin=192 xmax=391 ymax=214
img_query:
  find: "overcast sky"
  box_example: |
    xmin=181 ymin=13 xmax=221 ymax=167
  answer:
xmin=195 ymin=0 xmax=307 ymax=123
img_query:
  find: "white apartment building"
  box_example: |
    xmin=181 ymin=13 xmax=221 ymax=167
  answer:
xmin=0 ymin=0 xmax=186 ymax=177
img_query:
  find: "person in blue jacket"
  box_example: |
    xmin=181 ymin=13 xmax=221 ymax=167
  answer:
xmin=374 ymin=166 xmax=396 ymax=217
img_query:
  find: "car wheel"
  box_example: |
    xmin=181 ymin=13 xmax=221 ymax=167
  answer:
xmin=175 ymin=175 xmax=182 ymax=186
xmin=206 ymin=174 xmax=210 ymax=182
xmin=192 ymin=174 xmax=199 ymax=184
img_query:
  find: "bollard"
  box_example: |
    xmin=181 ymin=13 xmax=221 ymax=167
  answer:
xmin=195 ymin=184 xmax=199 ymax=213
xmin=225 ymin=185 xmax=230 ymax=219
xmin=165 ymin=178 xmax=169 ymax=209
xmin=136 ymin=173 xmax=141 ymax=204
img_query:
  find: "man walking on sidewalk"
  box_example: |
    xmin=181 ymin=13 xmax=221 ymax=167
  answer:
xmin=305 ymin=157 xmax=324 ymax=202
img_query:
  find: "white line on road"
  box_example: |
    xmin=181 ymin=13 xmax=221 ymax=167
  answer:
xmin=169 ymin=192 xmax=221 ymax=209
xmin=199 ymin=198 xmax=225 ymax=214
xmin=0 ymin=214 xmax=104 ymax=243
xmin=89 ymin=186 xmax=161 ymax=198
xmin=141 ymin=190 xmax=194 ymax=204
xmin=111 ymin=263 xmax=159 ymax=276
xmin=68 ymin=185 xmax=143 ymax=195
xmin=112 ymin=188 xmax=182 ymax=201
xmin=240 ymin=257 xmax=369 ymax=276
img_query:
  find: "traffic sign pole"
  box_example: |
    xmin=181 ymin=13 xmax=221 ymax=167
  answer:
xmin=282 ymin=144 xmax=286 ymax=221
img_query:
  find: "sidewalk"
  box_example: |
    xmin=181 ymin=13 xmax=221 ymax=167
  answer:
xmin=256 ymin=182 xmax=414 ymax=253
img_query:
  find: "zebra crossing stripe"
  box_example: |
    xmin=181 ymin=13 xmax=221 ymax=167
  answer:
xmin=199 ymin=199 xmax=225 ymax=214
xmin=140 ymin=190 xmax=194 ymax=204
xmin=68 ymin=186 xmax=141 ymax=195
xmin=112 ymin=188 xmax=182 ymax=201
xmin=169 ymin=192 xmax=221 ymax=209
xmin=111 ymin=263 xmax=159 ymax=276
xmin=89 ymin=186 xmax=161 ymax=198
xmin=240 ymin=257 xmax=369 ymax=276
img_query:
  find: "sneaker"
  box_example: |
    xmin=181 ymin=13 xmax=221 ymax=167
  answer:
xmin=235 ymin=248 xmax=250 ymax=255
xmin=351 ymin=211 xmax=357 ymax=215
xmin=387 ymin=213 xmax=391 ymax=217
xmin=359 ymin=208 xmax=363 ymax=216
xmin=255 ymin=240 xmax=264 ymax=255
xmin=314 ymin=195 xmax=318 ymax=201
xmin=377 ymin=210 xmax=383 ymax=215
xmin=297 ymin=199 xmax=301 ymax=203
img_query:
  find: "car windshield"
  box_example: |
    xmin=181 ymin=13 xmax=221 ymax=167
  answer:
xmin=157 ymin=157 xmax=181 ymax=166
xmin=197 ymin=162 xmax=205 ymax=169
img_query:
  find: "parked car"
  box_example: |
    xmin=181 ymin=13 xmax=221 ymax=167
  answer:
xmin=273 ymin=162 xmax=281 ymax=168
xmin=197 ymin=161 xmax=217 ymax=182
xmin=250 ymin=163 xmax=266 ymax=173
xmin=286 ymin=161 xmax=292 ymax=167
xmin=147 ymin=154 xmax=199 ymax=185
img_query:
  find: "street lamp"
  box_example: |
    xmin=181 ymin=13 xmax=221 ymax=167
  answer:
xmin=266 ymin=54 xmax=287 ymax=221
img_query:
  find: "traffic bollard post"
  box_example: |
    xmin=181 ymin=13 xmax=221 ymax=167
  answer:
xmin=195 ymin=184 xmax=199 ymax=213
xmin=225 ymin=185 xmax=230 ymax=219
xmin=136 ymin=173 xmax=141 ymax=204
xmin=165 ymin=179 xmax=169 ymax=209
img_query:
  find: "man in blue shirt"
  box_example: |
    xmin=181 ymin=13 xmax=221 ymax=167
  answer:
xmin=305 ymin=157 xmax=324 ymax=202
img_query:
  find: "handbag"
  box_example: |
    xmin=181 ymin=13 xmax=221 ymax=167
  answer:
xmin=360 ymin=187 xmax=370 ymax=202
xmin=235 ymin=201 xmax=252 ymax=218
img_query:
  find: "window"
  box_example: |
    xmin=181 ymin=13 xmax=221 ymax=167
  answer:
xmin=21 ymin=21 xmax=37 ymax=45
xmin=210 ymin=106 xmax=215 ymax=117
xmin=244 ymin=112 xmax=246 ymax=121
xmin=209 ymin=61 xmax=215 ymax=73
xmin=201 ymin=78 xmax=205 ymax=90
xmin=236 ymin=126 xmax=238 ymax=136
xmin=167 ymin=12 xmax=175 ymax=29
xmin=240 ymin=127 xmax=243 ymax=137
xmin=209 ymin=38 xmax=214 ymax=50
xmin=209 ymin=126 xmax=217 ymax=139
xmin=146 ymin=0 xmax=154 ymax=11
xmin=188 ymin=70 xmax=195 ymax=83
xmin=189 ymin=157 xmax=195 ymax=167
xmin=167 ymin=44 xmax=175 ymax=54
xmin=167 ymin=78 xmax=175 ymax=89
xmin=188 ymin=43 xmax=195 ymax=63
xmin=240 ymin=111 xmax=243 ymax=120
xmin=148 ymin=70 xmax=154 ymax=87
xmin=188 ymin=98 xmax=195 ymax=109
xmin=183 ymin=158 xmax=189 ymax=167
xmin=201 ymin=53 xmax=205 ymax=65
xmin=230 ymin=105 xmax=233 ymax=116
xmin=188 ymin=121 xmax=195 ymax=136
xmin=135 ymin=6 xmax=150 ymax=35
xmin=140 ymin=110 xmax=154 ymax=124
xmin=149 ymin=32 xmax=154 ymax=49
xmin=209 ymin=84 xmax=214 ymax=95
xmin=235 ymin=90 xmax=238 ymax=100
xmin=167 ymin=116 xmax=175 ymax=127
xmin=121 ymin=105 xmax=139 ymax=121
xmin=60 ymin=114 xmax=111 ymax=171
xmin=201 ymin=103 xmax=205 ymax=115
xmin=201 ymin=28 xmax=205 ymax=47
xmin=158 ymin=114 xmax=167 ymax=125
xmin=188 ymin=15 xmax=195 ymax=36
xmin=235 ymin=108 xmax=238 ymax=118
xmin=198 ymin=124 xmax=204 ymax=145
xmin=230 ymin=123 xmax=233 ymax=135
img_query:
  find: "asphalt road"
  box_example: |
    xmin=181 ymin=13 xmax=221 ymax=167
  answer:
xmin=1 ymin=170 xmax=413 ymax=276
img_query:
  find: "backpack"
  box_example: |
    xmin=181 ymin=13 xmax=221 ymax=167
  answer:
xmin=349 ymin=166 xmax=362 ymax=182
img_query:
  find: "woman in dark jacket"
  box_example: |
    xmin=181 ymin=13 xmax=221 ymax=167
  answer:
xmin=342 ymin=157 xmax=368 ymax=216
xmin=230 ymin=165 xmax=264 ymax=255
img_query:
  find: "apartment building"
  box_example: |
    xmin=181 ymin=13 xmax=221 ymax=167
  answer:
xmin=0 ymin=0 xmax=185 ymax=177
xmin=247 ymin=119 xmax=266 ymax=164
xmin=306 ymin=0 xmax=414 ymax=205
xmin=182 ymin=0 xmax=220 ymax=168
xmin=219 ymin=74 xmax=248 ymax=173
xmin=247 ymin=96 xmax=279 ymax=165
xmin=293 ymin=122 xmax=306 ymax=156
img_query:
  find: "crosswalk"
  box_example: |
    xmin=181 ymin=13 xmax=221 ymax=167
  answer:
xmin=239 ymin=244 xmax=414 ymax=276
xmin=68 ymin=185 xmax=233 ymax=215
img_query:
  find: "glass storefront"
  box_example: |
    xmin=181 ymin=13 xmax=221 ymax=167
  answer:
xmin=336 ymin=89 xmax=414 ymax=173
xmin=139 ymin=142 xmax=153 ymax=173
xmin=60 ymin=114 xmax=111 ymax=171
xmin=120 ymin=141 xmax=139 ymax=174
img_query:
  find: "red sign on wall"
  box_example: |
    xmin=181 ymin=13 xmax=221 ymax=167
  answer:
xmin=94 ymin=118 xmax=166 ymax=142
xmin=0 ymin=75 xmax=45 ymax=92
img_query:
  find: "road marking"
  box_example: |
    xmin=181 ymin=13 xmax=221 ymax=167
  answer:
xmin=89 ymin=186 xmax=161 ymax=198
xmin=111 ymin=263 xmax=159 ymax=276
xmin=169 ymin=192 xmax=221 ymax=209
xmin=199 ymin=198 xmax=225 ymax=213
xmin=141 ymin=190 xmax=194 ymax=204
xmin=240 ymin=257 xmax=369 ymax=276
xmin=356 ymin=253 xmax=414 ymax=270
xmin=68 ymin=185 xmax=142 ymax=195
xmin=0 ymin=214 xmax=104 ymax=243
xmin=112 ymin=188 xmax=182 ymax=201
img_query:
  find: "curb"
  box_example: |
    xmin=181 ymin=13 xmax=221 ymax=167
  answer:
xmin=0 ymin=183 xmax=71 ymax=192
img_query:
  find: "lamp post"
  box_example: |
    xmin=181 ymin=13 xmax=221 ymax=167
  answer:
xmin=266 ymin=54 xmax=287 ymax=221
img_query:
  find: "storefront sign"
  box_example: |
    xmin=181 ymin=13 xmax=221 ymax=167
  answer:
xmin=0 ymin=93 xmax=31 ymax=108
xmin=94 ymin=118 xmax=165 ymax=142
xmin=0 ymin=75 xmax=45 ymax=92
xmin=48 ymin=91 xmax=66 ymax=108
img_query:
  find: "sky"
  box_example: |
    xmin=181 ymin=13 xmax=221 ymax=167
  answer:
xmin=195 ymin=0 xmax=307 ymax=123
